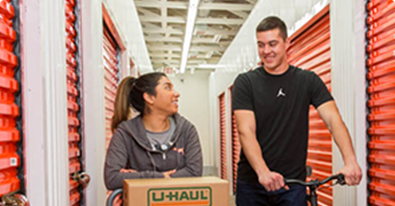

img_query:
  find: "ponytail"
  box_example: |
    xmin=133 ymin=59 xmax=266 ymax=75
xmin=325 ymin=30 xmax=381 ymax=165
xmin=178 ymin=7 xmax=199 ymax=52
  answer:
xmin=111 ymin=76 xmax=136 ymax=132
xmin=111 ymin=72 xmax=167 ymax=132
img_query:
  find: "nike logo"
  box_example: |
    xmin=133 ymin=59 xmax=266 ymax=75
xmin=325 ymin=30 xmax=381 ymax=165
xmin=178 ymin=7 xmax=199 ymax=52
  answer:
xmin=277 ymin=88 xmax=286 ymax=97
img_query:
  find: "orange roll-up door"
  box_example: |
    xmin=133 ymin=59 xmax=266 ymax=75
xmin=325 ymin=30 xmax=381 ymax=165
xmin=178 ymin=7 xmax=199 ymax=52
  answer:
xmin=231 ymin=114 xmax=240 ymax=193
xmin=229 ymin=87 xmax=241 ymax=194
xmin=65 ymin=0 xmax=84 ymax=205
xmin=0 ymin=0 xmax=22 ymax=198
xmin=103 ymin=24 xmax=120 ymax=149
xmin=219 ymin=93 xmax=227 ymax=180
xmin=367 ymin=0 xmax=395 ymax=205
xmin=287 ymin=7 xmax=333 ymax=206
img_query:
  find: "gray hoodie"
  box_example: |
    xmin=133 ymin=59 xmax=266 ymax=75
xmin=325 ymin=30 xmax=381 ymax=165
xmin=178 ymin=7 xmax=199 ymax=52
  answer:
xmin=104 ymin=113 xmax=203 ymax=190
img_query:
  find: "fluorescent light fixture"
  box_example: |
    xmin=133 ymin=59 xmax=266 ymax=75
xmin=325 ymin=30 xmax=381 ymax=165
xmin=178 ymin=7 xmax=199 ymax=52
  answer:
xmin=180 ymin=0 xmax=200 ymax=74
xmin=198 ymin=64 xmax=226 ymax=69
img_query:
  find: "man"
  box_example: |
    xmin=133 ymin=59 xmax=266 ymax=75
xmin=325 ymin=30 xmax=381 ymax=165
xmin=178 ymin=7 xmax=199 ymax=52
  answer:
xmin=232 ymin=16 xmax=362 ymax=206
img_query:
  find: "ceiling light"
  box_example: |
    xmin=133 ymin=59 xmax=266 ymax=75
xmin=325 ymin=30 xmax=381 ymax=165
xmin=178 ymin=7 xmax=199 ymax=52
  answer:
xmin=198 ymin=64 xmax=226 ymax=69
xmin=180 ymin=0 xmax=200 ymax=74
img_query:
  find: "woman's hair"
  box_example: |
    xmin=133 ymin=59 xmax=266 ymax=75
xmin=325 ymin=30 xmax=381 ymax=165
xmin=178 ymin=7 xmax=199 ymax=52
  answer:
xmin=111 ymin=76 xmax=136 ymax=132
xmin=111 ymin=72 xmax=167 ymax=132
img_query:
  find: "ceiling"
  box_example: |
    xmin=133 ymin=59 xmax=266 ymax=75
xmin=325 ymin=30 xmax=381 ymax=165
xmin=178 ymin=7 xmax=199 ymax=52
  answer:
xmin=134 ymin=0 xmax=258 ymax=72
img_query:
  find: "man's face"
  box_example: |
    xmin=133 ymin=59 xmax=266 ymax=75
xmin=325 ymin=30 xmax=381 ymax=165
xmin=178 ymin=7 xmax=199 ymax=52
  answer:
xmin=256 ymin=28 xmax=289 ymax=71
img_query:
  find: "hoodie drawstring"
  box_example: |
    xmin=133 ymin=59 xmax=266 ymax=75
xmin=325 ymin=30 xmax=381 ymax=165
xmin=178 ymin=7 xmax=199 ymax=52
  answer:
xmin=147 ymin=151 xmax=157 ymax=171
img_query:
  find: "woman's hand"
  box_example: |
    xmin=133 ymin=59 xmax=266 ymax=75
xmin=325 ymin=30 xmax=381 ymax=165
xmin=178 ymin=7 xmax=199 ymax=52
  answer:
xmin=162 ymin=169 xmax=176 ymax=178
xmin=120 ymin=168 xmax=137 ymax=173
xmin=120 ymin=168 xmax=177 ymax=178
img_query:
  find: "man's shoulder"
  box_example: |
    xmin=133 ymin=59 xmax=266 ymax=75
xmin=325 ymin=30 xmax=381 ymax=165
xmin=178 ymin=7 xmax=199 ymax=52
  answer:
xmin=290 ymin=65 xmax=316 ymax=78
xmin=236 ymin=67 xmax=261 ymax=80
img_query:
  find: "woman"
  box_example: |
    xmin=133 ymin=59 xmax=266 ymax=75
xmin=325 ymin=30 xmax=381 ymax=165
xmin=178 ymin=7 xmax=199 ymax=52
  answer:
xmin=104 ymin=72 xmax=203 ymax=190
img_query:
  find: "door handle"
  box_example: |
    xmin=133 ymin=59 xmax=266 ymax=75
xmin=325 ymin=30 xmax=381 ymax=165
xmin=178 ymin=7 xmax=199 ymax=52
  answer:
xmin=1 ymin=193 xmax=30 ymax=206
xmin=73 ymin=172 xmax=91 ymax=188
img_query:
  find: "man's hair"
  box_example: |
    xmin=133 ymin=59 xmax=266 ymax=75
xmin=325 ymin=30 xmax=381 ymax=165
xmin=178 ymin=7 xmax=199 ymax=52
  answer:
xmin=256 ymin=16 xmax=288 ymax=41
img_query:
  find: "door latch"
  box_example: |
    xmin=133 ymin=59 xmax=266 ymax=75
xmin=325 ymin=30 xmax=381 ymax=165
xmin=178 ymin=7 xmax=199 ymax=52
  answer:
xmin=1 ymin=193 xmax=30 ymax=206
xmin=72 ymin=172 xmax=91 ymax=188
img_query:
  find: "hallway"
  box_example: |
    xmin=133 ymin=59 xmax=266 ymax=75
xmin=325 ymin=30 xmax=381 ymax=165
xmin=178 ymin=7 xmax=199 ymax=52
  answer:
xmin=0 ymin=0 xmax=394 ymax=205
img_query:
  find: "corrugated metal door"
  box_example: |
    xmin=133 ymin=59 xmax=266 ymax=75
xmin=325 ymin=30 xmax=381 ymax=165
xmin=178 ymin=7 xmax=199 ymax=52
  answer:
xmin=287 ymin=9 xmax=333 ymax=205
xmin=103 ymin=25 xmax=120 ymax=149
xmin=367 ymin=0 xmax=395 ymax=205
xmin=231 ymin=114 xmax=240 ymax=193
xmin=229 ymin=86 xmax=240 ymax=194
xmin=0 ymin=0 xmax=22 ymax=198
xmin=219 ymin=93 xmax=227 ymax=180
xmin=66 ymin=0 xmax=84 ymax=205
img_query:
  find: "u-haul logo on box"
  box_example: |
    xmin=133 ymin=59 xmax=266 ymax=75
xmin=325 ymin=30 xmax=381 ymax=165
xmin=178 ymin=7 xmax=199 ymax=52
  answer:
xmin=148 ymin=187 xmax=212 ymax=206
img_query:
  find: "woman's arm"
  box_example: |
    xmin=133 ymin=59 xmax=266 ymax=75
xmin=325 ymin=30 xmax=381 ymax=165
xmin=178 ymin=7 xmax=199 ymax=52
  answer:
xmin=170 ymin=125 xmax=203 ymax=177
xmin=104 ymin=130 xmax=164 ymax=190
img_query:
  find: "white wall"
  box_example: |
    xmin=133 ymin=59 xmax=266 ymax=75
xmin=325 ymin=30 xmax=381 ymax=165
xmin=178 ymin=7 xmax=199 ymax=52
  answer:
xmin=103 ymin=0 xmax=153 ymax=73
xmin=208 ymin=72 xmax=238 ymax=175
xmin=80 ymin=0 xmax=106 ymax=206
xmin=169 ymin=71 xmax=213 ymax=173
xmin=331 ymin=0 xmax=367 ymax=205
xmin=23 ymin=0 xmax=69 ymax=205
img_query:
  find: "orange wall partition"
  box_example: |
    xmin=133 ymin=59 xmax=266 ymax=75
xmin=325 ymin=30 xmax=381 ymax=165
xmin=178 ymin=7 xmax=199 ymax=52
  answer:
xmin=229 ymin=87 xmax=241 ymax=194
xmin=65 ymin=0 xmax=86 ymax=204
xmin=103 ymin=24 xmax=120 ymax=149
xmin=367 ymin=0 xmax=395 ymax=205
xmin=231 ymin=113 xmax=240 ymax=193
xmin=218 ymin=93 xmax=227 ymax=180
xmin=0 ymin=0 xmax=23 ymax=199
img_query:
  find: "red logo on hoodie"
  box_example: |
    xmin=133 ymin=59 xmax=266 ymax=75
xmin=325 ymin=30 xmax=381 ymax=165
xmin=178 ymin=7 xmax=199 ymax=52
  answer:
xmin=173 ymin=147 xmax=185 ymax=155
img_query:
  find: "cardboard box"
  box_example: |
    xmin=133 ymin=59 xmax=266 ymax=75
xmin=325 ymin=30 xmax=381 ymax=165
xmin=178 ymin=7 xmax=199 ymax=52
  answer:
xmin=123 ymin=176 xmax=229 ymax=206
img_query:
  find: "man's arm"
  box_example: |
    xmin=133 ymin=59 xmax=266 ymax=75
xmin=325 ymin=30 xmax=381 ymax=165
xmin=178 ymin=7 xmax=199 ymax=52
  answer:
xmin=317 ymin=100 xmax=362 ymax=185
xmin=234 ymin=110 xmax=287 ymax=191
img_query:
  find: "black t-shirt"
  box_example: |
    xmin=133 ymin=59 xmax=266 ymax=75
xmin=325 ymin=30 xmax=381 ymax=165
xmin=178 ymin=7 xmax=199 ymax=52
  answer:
xmin=232 ymin=65 xmax=333 ymax=183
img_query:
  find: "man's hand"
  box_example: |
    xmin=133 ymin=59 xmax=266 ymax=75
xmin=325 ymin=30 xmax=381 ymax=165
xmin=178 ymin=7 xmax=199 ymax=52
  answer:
xmin=258 ymin=171 xmax=288 ymax=191
xmin=317 ymin=101 xmax=362 ymax=186
xmin=162 ymin=169 xmax=176 ymax=178
xmin=338 ymin=160 xmax=362 ymax=186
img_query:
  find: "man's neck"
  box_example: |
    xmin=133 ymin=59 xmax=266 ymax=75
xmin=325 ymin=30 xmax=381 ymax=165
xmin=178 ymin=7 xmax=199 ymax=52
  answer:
xmin=264 ymin=61 xmax=289 ymax=75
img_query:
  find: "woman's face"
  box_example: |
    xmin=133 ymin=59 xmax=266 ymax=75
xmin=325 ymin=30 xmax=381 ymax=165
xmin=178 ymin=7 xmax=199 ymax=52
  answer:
xmin=147 ymin=76 xmax=180 ymax=115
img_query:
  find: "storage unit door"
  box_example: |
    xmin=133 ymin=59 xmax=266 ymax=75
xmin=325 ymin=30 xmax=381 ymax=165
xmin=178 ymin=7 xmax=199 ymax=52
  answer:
xmin=231 ymin=114 xmax=240 ymax=193
xmin=103 ymin=25 xmax=120 ymax=149
xmin=219 ymin=93 xmax=227 ymax=180
xmin=287 ymin=9 xmax=333 ymax=206
xmin=0 ymin=0 xmax=23 ymax=199
xmin=367 ymin=0 xmax=395 ymax=205
xmin=65 ymin=0 xmax=86 ymax=205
